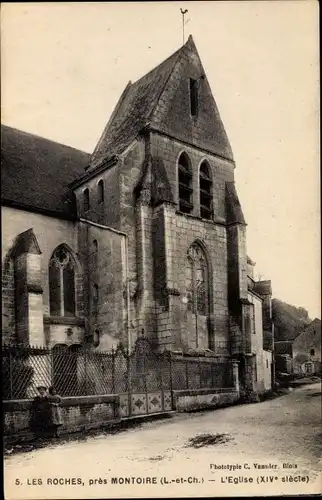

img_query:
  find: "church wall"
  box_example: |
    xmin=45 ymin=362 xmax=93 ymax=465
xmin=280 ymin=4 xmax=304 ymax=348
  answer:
xmin=2 ymin=206 xmax=83 ymax=345
xmin=149 ymin=133 xmax=237 ymax=352
xmin=118 ymin=140 xmax=150 ymax=345
xmin=78 ymin=222 xmax=126 ymax=350
xmin=164 ymin=208 xmax=230 ymax=351
xmin=75 ymin=164 xmax=121 ymax=229
xmin=150 ymin=132 xmax=234 ymax=224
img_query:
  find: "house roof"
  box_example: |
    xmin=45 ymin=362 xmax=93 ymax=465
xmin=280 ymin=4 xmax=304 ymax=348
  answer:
xmin=90 ymin=35 xmax=234 ymax=172
xmin=1 ymin=125 xmax=90 ymax=218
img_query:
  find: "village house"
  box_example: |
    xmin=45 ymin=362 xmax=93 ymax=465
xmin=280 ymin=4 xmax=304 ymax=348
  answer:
xmin=2 ymin=36 xmax=274 ymax=410
xmin=274 ymin=319 xmax=321 ymax=376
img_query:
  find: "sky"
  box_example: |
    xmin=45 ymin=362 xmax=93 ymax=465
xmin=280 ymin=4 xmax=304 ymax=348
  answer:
xmin=1 ymin=1 xmax=320 ymax=319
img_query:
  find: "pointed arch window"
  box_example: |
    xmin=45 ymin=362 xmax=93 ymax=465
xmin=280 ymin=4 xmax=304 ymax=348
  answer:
xmin=178 ymin=152 xmax=193 ymax=214
xmin=49 ymin=246 xmax=76 ymax=317
xmin=83 ymin=188 xmax=90 ymax=212
xmin=199 ymin=161 xmax=213 ymax=220
xmin=98 ymin=179 xmax=104 ymax=203
xmin=186 ymin=243 xmax=209 ymax=316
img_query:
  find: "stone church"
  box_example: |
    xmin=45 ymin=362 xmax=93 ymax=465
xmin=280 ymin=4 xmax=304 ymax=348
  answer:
xmin=2 ymin=36 xmax=273 ymax=395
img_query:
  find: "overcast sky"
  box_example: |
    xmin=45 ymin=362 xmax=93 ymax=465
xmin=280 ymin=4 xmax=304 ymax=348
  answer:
xmin=1 ymin=2 xmax=320 ymax=319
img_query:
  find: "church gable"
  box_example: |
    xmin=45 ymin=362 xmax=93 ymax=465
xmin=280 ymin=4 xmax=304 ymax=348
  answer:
xmin=151 ymin=36 xmax=233 ymax=161
xmin=89 ymin=36 xmax=233 ymax=175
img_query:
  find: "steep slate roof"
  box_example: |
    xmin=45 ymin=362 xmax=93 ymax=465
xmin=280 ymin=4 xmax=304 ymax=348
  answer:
xmin=90 ymin=45 xmax=182 ymax=171
xmin=90 ymin=35 xmax=234 ymax=171
xmin=1 ymin=125 xmax=90 ymax=218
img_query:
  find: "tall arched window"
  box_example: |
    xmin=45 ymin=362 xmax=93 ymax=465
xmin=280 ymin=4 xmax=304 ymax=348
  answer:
xmin=199 ymin=161 xmax=213 ymax=220
xmin=178 ymin=152 xmax=193 ymax=214
xmin=98 ymin=179 xmax=104 ymax=203
xmin=83 ymin=188 xmax=90 ymax=211
xmin=186 ymin=243 xmax=209 ymax=316
xmin=49 ymin=246 xmax=76 ymax=317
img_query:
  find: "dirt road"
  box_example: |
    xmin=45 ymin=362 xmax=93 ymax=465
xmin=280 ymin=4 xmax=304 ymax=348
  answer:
xmin=5 ymin=382 xmax=321 ymax=498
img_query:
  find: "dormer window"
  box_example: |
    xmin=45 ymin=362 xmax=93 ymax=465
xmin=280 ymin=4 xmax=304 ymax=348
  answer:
xmin=178 ymin=152 xmax=193 ymax=214
xmin=190 ymin=78 xmax=199 ymax=116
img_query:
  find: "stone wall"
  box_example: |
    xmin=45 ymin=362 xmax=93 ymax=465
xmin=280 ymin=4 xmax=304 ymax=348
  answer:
xmin=2 ymin=206 xmax=84 ymax=346
xmin=173 ymin=388 xmax=239 ymax=412
xmin=3 ymin=395 xmax=120 ymax=445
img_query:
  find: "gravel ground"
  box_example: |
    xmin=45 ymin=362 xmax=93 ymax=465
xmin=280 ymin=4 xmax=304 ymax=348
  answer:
xmin=4 ymin=382 xmax=321 ymax=499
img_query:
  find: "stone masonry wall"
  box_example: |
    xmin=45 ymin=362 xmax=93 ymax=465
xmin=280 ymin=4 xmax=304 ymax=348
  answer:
xmin=150 ymin=132 xmax=234 ymax=224
xmin=2 ymin=206 xmax=84 ymax=346
xmin=149 ymin=134 xmax=235 ymax=351
xmin=77 ymin=221 xmax=126 ymax=350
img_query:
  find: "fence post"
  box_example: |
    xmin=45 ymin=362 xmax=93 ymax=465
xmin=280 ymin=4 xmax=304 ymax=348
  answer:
xmin=199 ymin=360 xmax=202 ymax=389
xmin=9 ymin=349 xmax=13 ymax=400
xmin=84 ymin=348 xmax=88 ymax=395
xmin=111 ymin=349 xmax=115 ymax=394
xmin=127 ymin=352 xmax=132 ymax=417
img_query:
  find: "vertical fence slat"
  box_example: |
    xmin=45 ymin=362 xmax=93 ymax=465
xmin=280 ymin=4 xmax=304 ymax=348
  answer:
xmin=185 ymin=360 xmax=189 ymax=389
xmin=112 ymin=349 xmax=115 ymax=394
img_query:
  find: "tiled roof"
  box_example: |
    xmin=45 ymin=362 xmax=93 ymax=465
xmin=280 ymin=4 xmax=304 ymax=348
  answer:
xmin=90 ymin=35 xmax=234 ymax=172
xmin=1 ymin=125 xmax=90 ymax=218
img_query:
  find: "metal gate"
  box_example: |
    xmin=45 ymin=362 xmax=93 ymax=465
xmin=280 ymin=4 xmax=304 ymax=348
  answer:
xmin=115 ymin=337 xmax=173 ymax=418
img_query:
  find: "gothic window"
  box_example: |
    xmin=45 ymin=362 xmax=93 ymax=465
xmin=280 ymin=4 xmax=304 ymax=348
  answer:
xmin=178 ymin=153 xmax=193 ymax=214
xmin=98 ymin=179 xmax=104 ymax=203
xmin=185 ymin=243 xmax=209 ymax=315
xmin=83 ymin=188 xmax=90 ymax=211
xmin=199 ymin=161 xmax=213 ymax=220
xmin=190 ymin=78 xmax=199 ymax=116
xmin=49 ymin=246 xmax=76 ymax=317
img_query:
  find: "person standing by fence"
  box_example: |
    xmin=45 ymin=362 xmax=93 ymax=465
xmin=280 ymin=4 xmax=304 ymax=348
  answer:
xmin=30 ymin=386 xmax=51 ymax=439
xmin=48 ymin=386 xmax=63 ymax=438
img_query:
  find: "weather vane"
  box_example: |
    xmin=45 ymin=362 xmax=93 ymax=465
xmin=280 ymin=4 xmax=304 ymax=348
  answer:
xmin=180 ymin=8 xmax=190 ymax=45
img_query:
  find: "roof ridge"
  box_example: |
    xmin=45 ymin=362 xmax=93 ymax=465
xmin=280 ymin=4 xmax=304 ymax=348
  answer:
xmin=131 ymin=42 xmax=186 ymax=88
xmin=1 ymin=123 xmax=90 ymax=155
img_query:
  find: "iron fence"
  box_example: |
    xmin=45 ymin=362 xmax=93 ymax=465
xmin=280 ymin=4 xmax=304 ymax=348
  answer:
xmin=2 ymin=339 xmax=234 ymax=400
